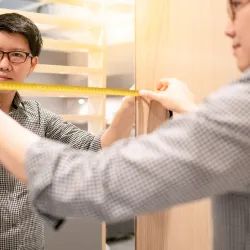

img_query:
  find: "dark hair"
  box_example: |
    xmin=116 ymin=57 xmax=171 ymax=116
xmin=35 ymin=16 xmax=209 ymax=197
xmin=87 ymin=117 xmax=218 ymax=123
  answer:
xmin=0 ymin=13 xmax=43 ymax=56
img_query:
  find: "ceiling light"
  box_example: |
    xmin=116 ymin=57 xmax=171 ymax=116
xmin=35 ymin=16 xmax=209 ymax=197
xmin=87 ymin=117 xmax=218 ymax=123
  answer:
xmin=78 ymin=98 xmax=85 ymax=105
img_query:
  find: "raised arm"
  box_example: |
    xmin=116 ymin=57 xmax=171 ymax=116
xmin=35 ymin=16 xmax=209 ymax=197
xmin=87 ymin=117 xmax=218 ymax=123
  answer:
xmin=43 ymin=94 xmax=135 ymax=151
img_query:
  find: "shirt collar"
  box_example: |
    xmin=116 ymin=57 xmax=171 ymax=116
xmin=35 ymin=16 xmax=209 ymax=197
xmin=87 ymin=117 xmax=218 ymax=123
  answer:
xmin=12 ymin=92 xmax=24 ymax=110
xmin=242 ymin=67 xmax=250 ymax=78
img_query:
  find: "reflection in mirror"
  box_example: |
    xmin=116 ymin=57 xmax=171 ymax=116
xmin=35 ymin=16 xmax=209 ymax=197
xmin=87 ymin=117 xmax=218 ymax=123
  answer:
xmin=0 ymin=0 xmax=135 ymax=250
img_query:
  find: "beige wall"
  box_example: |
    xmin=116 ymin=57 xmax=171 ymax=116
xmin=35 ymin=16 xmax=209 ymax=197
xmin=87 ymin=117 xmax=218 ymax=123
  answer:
xmin=135 ymin=1 xmax=240 ymax=250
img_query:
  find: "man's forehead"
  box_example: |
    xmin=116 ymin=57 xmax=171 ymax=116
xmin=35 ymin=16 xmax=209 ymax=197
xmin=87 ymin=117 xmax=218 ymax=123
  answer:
xmin=0 ymin=47 xmax=27 ymax=51
xmin=0 ymin=32 xmax=29 ymax=51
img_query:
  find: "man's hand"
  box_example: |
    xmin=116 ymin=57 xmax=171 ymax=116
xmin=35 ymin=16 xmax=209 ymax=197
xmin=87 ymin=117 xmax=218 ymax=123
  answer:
xmin=121 ymin=84 xmax=135 ymax=110
xmin=101 ymin=84 xmax=135 ymax=148
xmin=139 ymin=78 xmax=198 ymax=114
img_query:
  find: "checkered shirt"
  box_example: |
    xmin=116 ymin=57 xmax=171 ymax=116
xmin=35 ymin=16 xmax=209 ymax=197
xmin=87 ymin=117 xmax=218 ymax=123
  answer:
xmin=24 ymin=68 xmax=250 ymax=250
xmin=0 ymin=94 xmax=102 ymax=250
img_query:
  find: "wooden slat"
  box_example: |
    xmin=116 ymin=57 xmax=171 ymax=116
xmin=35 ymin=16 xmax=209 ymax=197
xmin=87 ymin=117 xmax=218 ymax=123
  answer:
xmin=42 ymin=0 xmax=134 ymax=6
xmin=41 ymin=0 xmax=100 ymax=7
xmin=108 ymin=0 xmax=134 ymax=5
xmin=0 ymin=8 xmax=102 ymax=30
xmin=107 ymin=1 xmax=134 ymax=13
xmin=42 ymin=0 xmax=133 ymax=14
xmin=60 ymin=114 xmax=103 ymax=121
xmin=35 ymin=64 xmax=104 ymax=75
xmin=41 ymin=0 xmax=135 ymax=15
xmin=108 ymin=5 xmax=134 ymax=13
xmin=43 ymin=38 xmax=104 ymax=52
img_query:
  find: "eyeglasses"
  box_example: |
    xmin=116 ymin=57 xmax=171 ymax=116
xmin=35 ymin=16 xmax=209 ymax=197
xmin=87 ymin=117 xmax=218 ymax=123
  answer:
xmin=0 ymin=51 xmax=33 ymax=63
xmin=229 ymin=0 xmax=250 ymax=20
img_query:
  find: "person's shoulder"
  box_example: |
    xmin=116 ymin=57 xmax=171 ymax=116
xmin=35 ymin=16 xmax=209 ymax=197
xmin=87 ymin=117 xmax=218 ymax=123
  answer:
xmin=206 ymin=73 xmax=250 ymax=102
xmin=22 ymin=100 xmax=56 ymax=117
xmin=197 ymin=73 xmax=250 ymax=123
xmin=22 ymin=100 xmax=41 ymax=113
xmin=22 ymin=100 xmax=64 ymax=126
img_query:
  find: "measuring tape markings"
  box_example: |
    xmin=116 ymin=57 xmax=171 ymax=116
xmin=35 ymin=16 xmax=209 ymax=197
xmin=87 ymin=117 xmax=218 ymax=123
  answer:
xmin=0 ymin=82 xmax=139 ymax=97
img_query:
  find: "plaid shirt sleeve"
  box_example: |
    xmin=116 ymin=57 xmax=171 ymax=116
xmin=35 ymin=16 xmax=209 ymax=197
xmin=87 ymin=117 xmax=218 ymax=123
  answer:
xmin=42 ymin=108 xmax=103 ymax=152
xmin=35 ymin=108 xmax=104 ymax=228
xmin=25 ymin=75 xmax=250 ymax=227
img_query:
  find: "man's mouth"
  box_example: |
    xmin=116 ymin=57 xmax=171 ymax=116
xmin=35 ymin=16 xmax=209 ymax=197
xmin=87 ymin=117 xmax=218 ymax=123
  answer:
xmin=0 ymin=76 xmax=13 ymax=81
xmin=232 ymin=43 xmax=241 ymax=55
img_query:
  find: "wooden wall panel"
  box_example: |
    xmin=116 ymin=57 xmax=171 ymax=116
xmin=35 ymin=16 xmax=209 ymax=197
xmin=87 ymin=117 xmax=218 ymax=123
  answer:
xmin=135 ymin=0 xmax=240 ymax=250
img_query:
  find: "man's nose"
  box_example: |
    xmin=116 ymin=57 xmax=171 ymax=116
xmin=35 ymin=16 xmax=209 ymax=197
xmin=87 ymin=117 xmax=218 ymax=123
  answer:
xmin=0 ymin=54 xmax=11 ymax=71
xmin=225 ymin=20 xmax=236 ymax=38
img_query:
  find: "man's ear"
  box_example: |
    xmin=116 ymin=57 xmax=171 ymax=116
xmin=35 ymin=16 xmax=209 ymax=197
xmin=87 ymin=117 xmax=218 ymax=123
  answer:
xmin=29 ymin=56 xmax=38 ymax=75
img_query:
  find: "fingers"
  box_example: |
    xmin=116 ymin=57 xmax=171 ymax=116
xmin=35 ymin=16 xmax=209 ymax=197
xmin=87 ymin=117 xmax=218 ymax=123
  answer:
xmin=122 ymin=84 xmax=135 ymax=102
xmin=122 ymin=96 xmax=135 ymax=107
xmin=139 ymin=90 xmax=161 ymax=102
xmin=156 ymin=83 xmax=167 ymax=91
xmin=157 ymin=78 xmax=171 ymax=91
xmin=155 ymin=82 xmax=163 ymax=91
xmin=140 ymin=79 xmax=170 ymax=100
xmin=140 ymin=77 xmax=182 ymax=101
xmin=161 ymin=85 xmax=168 ymax=91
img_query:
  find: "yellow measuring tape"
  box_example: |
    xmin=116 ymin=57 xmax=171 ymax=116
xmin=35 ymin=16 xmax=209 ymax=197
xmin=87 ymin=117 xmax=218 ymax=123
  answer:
xmin=0 ymin=82 xmax=139 ymax=97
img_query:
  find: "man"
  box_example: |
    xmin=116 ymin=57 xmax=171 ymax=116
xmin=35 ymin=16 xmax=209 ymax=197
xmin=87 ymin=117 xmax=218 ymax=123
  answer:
xmin=0 ymin=0 xmax=249 ymax=250
xmin=0 ymin=12 xmax=136 ymax=250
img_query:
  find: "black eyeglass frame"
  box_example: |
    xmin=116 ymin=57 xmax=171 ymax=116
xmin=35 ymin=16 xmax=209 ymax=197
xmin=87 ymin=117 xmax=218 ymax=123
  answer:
xmin=0 ymin=50 xmax=33 ymax=63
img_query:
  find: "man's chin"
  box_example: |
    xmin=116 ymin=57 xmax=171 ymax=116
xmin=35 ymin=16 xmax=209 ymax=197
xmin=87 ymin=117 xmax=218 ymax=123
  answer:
xmin=0 ymin=90 xmax=15 ymax=95
xmin=236 ymin=58 xmax=250 ymax=72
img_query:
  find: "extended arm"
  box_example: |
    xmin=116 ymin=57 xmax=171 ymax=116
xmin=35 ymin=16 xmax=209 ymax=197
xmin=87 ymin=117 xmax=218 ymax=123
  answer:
xmin=44 ymin=96 xmax=135 ymax=151
xmin=0 ymin=81 xmax=250 ymax=224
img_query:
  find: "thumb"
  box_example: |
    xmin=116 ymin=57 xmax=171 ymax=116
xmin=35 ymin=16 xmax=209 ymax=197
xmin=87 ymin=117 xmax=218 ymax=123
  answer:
xmin=139 ymin=90 xmax=161 ymax=101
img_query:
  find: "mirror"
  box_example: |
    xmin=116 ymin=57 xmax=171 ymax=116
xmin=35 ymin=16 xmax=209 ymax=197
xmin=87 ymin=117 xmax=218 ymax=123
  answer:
xmin=0 ymin=0 xmax=135 ymax=250
xmin=0 ymin=1 xmax=243 ymax=250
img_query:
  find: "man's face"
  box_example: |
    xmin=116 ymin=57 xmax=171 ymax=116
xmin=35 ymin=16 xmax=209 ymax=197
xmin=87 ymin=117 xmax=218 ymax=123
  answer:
xmin=0 ymin=32 xmax=38 ymax=87
xmin=225 ymin=0 xmax=250 ymax=72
